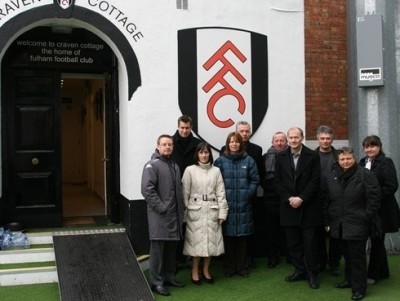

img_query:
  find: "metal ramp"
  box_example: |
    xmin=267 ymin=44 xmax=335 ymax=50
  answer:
xmin=53 ymin=230 xmax=154 ymax=301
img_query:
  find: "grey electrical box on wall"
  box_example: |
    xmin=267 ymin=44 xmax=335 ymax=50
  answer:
xmin=356 ymin=14 xmax=384 ymax=87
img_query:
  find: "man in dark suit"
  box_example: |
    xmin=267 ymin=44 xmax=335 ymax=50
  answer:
xmin=274 ymin=127 xmax=322 ymax=289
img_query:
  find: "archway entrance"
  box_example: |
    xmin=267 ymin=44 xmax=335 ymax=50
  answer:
xmin=1 ymin=26 xmax=119 ymax=227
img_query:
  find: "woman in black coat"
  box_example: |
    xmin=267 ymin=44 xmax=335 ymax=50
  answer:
xmin=359 ymin=135 xmax=400 ymax=284
xmin=323 ymin=147 xmax=381 ymax=301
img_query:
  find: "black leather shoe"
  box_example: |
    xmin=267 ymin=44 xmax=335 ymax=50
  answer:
xmin=318 ymin=263 xmax=327 ymax=273
xmin=285 ymin=272 xmax=306 ymax=282
xmin=268 ymin=258 xmax=280 ymax=268
xmin=308 ymin=275 xmax=320 ymax=289
xmin=248 ymin=257 xmax=257 ymax=269
xmin=351 ymin=292 xmax=365 ymax=300
xmin=164 ymin=280 xmax=185 ymax=288
xmin=151 ymin=285 xmax=170 ymax=296
xmin=330 ymin=266 xmax=340 ymax=276
xmin=224 ymin=272 xmax=235 ymax=277
xmin=333 ymin=280 xmax=351 ymax=289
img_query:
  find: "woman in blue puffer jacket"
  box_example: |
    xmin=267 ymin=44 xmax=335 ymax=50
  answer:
xmin=214 ymin=132 xmax=259 ymax=278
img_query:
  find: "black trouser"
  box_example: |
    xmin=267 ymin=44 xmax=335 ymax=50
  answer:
xmin=248 ymin=196 xmax=266 ymax=257
xmin=328 ymin=237 xmax=342 ymax=267
xmin=368 ymin=233 xmax=389 ymax=281
xmin=317 ymin=227 xmax=342 ymax=269
xmin=150 ymin=240 xmax=178 ymax=286
xmin=223 ymin=236 xmax=249 ymax=275
xmin=175 ymin=224 xmax=187 ymax=264
xmin=338 ymin=238 xmax=367 ymax=294
xmin=264 ymin=201 xmax=283 ymax=260
xmin=285 ymin=226 xmax=319 ymax=275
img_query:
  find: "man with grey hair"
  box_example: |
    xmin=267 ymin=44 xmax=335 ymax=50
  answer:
xmin=315 ymin=125 xmax=342 ymax=277
xmin=262 ymin=131 xmax=288 ymax=268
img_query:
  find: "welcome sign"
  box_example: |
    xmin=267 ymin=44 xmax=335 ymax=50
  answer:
xmin=7 ymin=27 xmax=112 ymax=70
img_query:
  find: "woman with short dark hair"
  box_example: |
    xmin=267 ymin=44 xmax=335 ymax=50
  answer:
xmin=359 ymin=135 xmax=400 ymax=285
xmin=182 ymin=142 xmax=228 ymax=285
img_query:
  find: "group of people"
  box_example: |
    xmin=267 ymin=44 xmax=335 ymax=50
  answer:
xmin=141 ymin=116 xmax=400 ymax=300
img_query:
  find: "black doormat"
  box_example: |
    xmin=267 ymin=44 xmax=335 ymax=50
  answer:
xmin=53 ymin=231 xmax=154 ymax=301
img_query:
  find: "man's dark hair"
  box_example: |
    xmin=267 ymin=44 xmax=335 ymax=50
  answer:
xmin=177 ymin=115 xmax=193 ymax=127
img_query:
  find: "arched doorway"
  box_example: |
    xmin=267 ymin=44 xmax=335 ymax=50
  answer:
xmin=1 ymin=26 xmax=119 ymax=227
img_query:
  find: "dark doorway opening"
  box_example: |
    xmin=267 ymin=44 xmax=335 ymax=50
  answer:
xmin=60 ymin=75 xmax=107 ymax=226
xmin=1 ymin=26 xmax=120 ymax=228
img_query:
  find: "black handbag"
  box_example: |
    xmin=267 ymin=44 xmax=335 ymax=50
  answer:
xmin=369 ymin=214 xmax=383 ymax=240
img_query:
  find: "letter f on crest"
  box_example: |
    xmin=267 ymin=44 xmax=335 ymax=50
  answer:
xmin=202 ymin=41 xmax=247 ymax=128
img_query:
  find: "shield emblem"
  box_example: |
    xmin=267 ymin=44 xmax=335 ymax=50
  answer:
xmin=178 ymin=27 xmax=268 ymax=151
xmin=56 ymin=0 xmax=73 ymax=10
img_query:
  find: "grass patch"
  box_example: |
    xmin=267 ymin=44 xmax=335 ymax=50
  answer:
xmin=0 ymin=255 xmax=399 ymax=301
xmin=156 ymin=255 xmax=400 ymax=301
xmin=0 ymin=283 xmax=59 ymax=301
xmin=0 ymin=261 xmax=55 ymax=270
xmin=29 ymin=244 xmax=54 ymax=249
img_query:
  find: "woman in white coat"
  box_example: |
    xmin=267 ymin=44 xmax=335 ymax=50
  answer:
xmin=182 ymin=142 xmax=229 ymax=285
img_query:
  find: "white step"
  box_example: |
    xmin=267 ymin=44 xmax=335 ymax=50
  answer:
xmin=0 ymin=247 xmax=55 ymax=264
xmin=0 ymin=232 xmax=56 ymax=286
xmin=0 ymin=229 xmax=149 ymax=286
xmin=0 ymin=267 xmax=58 ymax=286
xmin=26 ymin=232 xmax=53 ymax=245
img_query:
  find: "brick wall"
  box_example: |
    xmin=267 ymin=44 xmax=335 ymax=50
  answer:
xmin=304 ymin=0 xmax=348 ymax=139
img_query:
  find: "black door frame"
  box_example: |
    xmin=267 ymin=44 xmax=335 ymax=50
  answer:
xmin=1 ymin=52 xmax=121 ymax=228
xmin=105 ymin=56 xmax=121 ymax=223
xmin=0 ymin=4 xmax=142 ymax=226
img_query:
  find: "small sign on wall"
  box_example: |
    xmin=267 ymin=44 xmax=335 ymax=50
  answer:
xmin=356 ymin=14 xmax=384 ymax=87
xmin=6 ymin=27 xmax=112 ymax=71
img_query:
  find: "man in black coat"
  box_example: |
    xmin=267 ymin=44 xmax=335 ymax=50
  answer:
xmin=315 ymin=125 xmax=342 ymax=276
xmin=262 ymin=132 xmax=288 ymax=268
xmin=171 ymin=115 xmax=202 ymax=177
xmin=274 ymin=127 xmax=322 ymax=289
xmin=171 ymin=115 xmax=201 ymax=268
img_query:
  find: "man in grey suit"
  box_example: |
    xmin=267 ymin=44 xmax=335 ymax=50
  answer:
xmin=274 ymin=127 xmax=323 ymax=289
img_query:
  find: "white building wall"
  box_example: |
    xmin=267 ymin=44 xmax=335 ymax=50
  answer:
xmin=111 ymin=0 xmax=306 ymax=200
xmin=0 ymin=0 xmax=306 ymax=200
